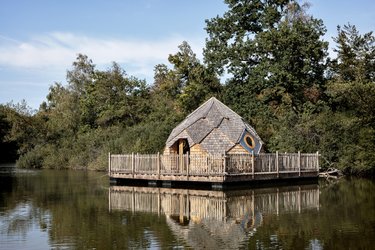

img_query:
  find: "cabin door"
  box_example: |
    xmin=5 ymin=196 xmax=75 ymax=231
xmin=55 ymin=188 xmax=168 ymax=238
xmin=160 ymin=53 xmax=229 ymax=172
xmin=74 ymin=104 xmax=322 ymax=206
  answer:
xmin=177 ymin=139 xmax=189 ymax=171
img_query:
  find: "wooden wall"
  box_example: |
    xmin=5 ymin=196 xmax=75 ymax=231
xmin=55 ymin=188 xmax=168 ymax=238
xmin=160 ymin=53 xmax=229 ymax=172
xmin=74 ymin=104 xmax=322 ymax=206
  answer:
xmin=227 ymin=144 xmax=249 ymax=154
xmin=164 ymin=129 xmax=252 ymax=156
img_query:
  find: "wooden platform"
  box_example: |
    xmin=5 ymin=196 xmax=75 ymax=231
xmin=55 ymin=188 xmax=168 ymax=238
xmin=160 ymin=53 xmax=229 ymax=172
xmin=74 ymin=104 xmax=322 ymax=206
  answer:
xmin=108 ymin=152 xmax=319 ymax=186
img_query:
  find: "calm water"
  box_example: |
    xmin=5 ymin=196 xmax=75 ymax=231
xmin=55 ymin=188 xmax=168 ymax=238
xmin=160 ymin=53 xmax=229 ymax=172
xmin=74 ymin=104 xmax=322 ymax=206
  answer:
xmin=0 ymin=164 xmax=374 ymax=250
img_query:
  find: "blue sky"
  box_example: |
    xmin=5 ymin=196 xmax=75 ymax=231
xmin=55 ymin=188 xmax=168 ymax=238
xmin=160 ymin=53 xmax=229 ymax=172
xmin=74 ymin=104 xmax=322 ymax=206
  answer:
xmin=1 ymin=0 xmax=374 ymax=109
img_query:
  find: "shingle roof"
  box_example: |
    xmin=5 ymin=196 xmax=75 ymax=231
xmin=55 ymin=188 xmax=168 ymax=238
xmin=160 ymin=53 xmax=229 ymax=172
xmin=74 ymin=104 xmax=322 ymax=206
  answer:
xmin=166 ymin=97 xmax=263 ymax=153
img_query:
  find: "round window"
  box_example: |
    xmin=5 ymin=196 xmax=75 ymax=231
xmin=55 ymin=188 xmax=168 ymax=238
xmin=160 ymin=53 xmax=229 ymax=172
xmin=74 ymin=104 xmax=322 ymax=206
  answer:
xmin=244 ymin=134 xmax=255 ymax=149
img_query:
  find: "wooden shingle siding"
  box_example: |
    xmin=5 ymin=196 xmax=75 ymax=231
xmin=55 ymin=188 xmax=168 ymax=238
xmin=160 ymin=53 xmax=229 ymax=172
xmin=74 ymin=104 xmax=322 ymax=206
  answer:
xmin=165 ymin=97 xmax=264 ymax=155
xmin=200 ymin=128 xmax=233 ymax=154
xmin=190 ymin=144 xmax=206 ymax=156
xmin=227 ymin=144 xmax=249 ymax=154
xmin=186 ymin=118 xmax=213 ymax=143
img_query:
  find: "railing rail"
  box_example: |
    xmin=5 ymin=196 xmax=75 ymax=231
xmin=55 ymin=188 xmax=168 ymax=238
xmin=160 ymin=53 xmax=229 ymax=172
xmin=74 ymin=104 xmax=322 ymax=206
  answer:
xmin=109 ymin=151 xmax=319 ymax=177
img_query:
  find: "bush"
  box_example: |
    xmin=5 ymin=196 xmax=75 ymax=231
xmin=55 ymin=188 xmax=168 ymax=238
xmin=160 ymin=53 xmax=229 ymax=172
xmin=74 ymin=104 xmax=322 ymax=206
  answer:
xmin=17 ymin=146 xmax=45 ymax=168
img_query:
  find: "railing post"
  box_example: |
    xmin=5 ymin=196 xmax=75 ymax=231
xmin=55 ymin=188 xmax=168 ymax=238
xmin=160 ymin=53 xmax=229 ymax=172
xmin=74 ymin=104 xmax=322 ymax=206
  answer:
xmin=108 ymin=152 xmax=111 ymax=176
xmin=316 ymin=151 xmax=319 ymax=172
xmin=276 ymin=151 xmax=279 ymax=178
xmin=206 ymin=155 xmax=209 ymax=174
xmin=157 ymin=152 xmax=160 ymax=179
xmin=186 ymin=152 xmax=189 ymax=181
xmin=137 ymin=153 xmax=139 ymax=173
xmin=132 ymin=152 xmax=135 ymax=177
xmin=298 ymin=151 xmax=301 ymax=177
xmin=223 ymin=153 xmax=226 ymax=175
xmin=268 ymin=153 xmax=271 ymax=172
xmin=252 ymin=151 xmax=255 ymax=179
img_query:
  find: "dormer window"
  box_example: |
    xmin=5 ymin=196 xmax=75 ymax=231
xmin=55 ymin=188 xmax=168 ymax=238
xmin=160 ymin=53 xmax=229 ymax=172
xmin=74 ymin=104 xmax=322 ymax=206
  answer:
xmin=244 ymin=134 xmax=255 ymax=149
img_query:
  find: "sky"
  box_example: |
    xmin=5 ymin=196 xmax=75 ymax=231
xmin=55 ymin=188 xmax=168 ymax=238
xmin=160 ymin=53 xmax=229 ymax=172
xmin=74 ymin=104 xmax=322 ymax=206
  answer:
xmin=0 ymin=0 xmax=374 ymax=109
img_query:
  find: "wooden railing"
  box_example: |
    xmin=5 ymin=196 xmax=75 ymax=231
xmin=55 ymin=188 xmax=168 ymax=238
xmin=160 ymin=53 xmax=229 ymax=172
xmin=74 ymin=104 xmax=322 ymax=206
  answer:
xmin=109 ymin=152 xmax=319 ymax=177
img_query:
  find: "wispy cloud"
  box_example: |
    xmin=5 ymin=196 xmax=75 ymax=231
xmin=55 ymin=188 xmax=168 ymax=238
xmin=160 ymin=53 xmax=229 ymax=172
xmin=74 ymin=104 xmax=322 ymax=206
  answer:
xmin=0 ymin=32 xmax=205 ymax=108
xmin=0 ymin=32 xmax=204 ymax=78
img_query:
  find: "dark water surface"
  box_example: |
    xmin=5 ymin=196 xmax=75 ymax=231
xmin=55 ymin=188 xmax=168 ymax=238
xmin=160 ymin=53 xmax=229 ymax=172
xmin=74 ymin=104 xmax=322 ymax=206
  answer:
xmin=0 ymin=164 xmax=374 ymax=249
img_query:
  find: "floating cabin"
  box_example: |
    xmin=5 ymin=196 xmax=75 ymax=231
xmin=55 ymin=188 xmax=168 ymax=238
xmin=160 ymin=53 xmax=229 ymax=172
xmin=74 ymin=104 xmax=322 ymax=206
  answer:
xmin=109 ymin=97 xmax=319 ymax=187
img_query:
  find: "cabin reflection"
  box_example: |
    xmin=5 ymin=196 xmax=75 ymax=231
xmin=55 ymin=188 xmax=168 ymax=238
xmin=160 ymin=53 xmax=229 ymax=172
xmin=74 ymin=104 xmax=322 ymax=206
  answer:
xmin=109 ymin=185 xmax=319 ymax=249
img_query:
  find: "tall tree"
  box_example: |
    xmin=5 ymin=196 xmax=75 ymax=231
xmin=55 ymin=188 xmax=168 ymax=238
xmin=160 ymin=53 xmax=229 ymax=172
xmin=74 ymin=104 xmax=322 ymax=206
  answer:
xmin=1 ymin=101 xmax=42 ymax=157
xmin=204 ymin=0 xmax=291 ymax=77
xmin=204 ymin=1 xmax=328 ymax=146
xmin=328 ymin=24 xmax=375 ymax=125
xmin=44 ymin=83 xmax=80 ymax=138
xmin=0 ymin=105 xmax=19 ymax=162
xmin=331 ymin=24 xmax=375 ymax=82
xmin=156 ymin=41 xmax=222 ymax=115
xmin=66 ymin=54 xmax=96 ymax=96
xmin=323 ymin=26 xmax=375 ymax=175
xmin=80 ymin=62 xmax=150 ymax=128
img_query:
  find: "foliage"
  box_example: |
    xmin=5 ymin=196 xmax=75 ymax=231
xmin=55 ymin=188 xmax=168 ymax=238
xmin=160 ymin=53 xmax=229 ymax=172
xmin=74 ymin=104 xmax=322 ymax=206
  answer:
xmin=154 ymin=41 xmax=222 ymax=115
xmin=6 ymin=41 xmax=216 ymax=170
xmin=322 ymin=24 xmax=375 ymax=176
xmin=205 ymin=1 xmax=328 ymax=148
xmin=331 ymin=24 xmax=375 ymax=82
xmin=0 ymin=105 xmax=18 ymax=162
xmin=0 ymin=101 xmax=43 ymax=158
xmin=1 ymin=1 xmax=374 ymax=176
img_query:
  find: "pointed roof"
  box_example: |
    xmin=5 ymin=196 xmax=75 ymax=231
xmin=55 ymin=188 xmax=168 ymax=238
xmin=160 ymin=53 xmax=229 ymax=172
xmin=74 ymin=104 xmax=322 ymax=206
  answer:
xmin=166 ymin=97 xmax=263 ymax=153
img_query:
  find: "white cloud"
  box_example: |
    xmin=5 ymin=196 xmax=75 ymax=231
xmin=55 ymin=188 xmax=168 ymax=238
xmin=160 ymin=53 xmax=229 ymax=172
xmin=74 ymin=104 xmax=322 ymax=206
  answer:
xmin=0 ymin=32 xmax=206 ymax=108
xmin=0 ymin=32 xmax=205 ymax=78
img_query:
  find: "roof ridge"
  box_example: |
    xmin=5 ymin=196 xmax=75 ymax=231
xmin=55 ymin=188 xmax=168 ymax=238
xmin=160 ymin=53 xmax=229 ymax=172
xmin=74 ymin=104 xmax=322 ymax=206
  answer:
xmin=210 ymin=100 xmax=226 ymax=119
xmin=184 ymin=97 xmax=214 ymax=119
xmin=202 ymin=97 xmax=215 ymax=118
xmin=166 ymin=97 xmax=214 ymax=144
xmin=212 ymin=97 xmax=244 ymax=120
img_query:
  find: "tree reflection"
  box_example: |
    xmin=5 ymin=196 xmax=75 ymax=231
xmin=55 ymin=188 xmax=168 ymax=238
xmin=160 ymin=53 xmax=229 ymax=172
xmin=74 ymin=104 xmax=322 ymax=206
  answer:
xmin=1 ymin=168 xmax=374 ymax=249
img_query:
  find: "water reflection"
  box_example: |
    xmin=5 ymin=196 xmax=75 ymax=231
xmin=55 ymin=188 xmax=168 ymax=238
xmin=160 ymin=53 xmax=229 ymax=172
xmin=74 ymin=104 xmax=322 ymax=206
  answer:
xmin=109 ymin=185 xmax=319 ymax=249
xmin=2 ymin=165 xmax=373 ymax=249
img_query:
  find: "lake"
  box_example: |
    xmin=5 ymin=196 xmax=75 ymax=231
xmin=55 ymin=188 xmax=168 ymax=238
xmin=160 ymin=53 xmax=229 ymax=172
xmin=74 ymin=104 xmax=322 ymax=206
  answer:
xmin=0 ymin=164 xmax=374 ymax=249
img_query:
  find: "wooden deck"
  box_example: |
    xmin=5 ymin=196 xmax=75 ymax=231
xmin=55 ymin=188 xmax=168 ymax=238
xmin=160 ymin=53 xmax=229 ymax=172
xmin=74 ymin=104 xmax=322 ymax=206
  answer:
xmin=108 ymin=152 xmax=319 ymax=184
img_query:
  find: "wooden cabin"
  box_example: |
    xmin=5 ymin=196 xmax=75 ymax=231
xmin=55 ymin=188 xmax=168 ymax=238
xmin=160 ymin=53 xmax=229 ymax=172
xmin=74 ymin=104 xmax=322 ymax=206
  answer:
xmin=163 ymin=97 xmax=265 ymax=173
xmin=164 ymin=97 xmax=264 ymax=157
xmin=108 ymin=97 xmax=320 ymax=186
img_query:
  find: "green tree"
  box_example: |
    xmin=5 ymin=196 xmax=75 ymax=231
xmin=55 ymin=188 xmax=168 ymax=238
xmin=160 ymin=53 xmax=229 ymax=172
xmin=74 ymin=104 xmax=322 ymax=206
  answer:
xmin=1 ymin=101 xmax=40 ymax=154
xmin=16 ymin=55 xmax=156 ymax=169
xmin=44 ymin=83 xmax=80 ymax=139
xmin=204 ymin=1 xmax=328 ymax=149
xmin=0 ymin=105 xmax=18 ymax=162
xmin=66 ymin=54 xmax=96 ymax=96
xmin=331 ymin=24 xmax=375 ymax=82
xmin=157 ymin=41 xmax=222 ymax=115
xmin=322 ymin=25 xmax=375 ymax=175
xmin=80 ymin=62 xmax=150 ymax=128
